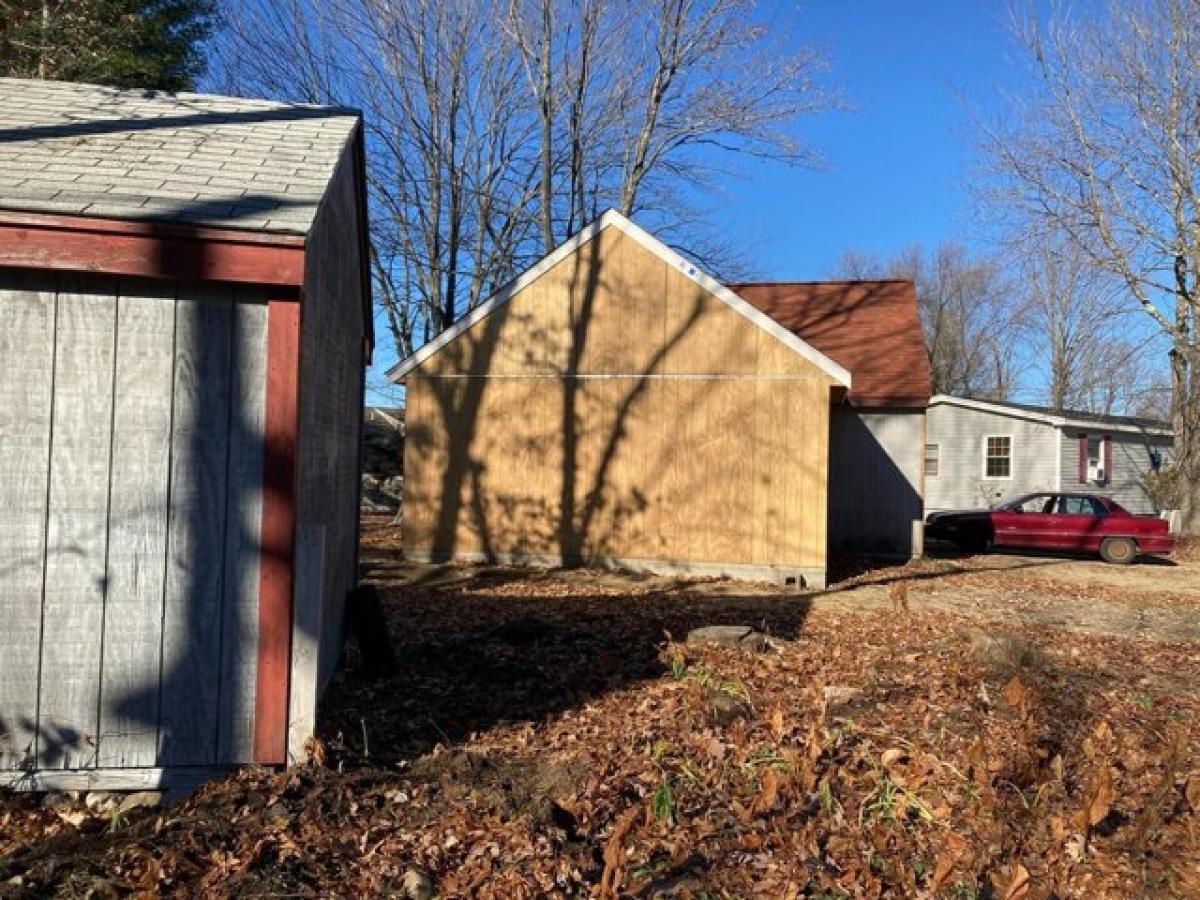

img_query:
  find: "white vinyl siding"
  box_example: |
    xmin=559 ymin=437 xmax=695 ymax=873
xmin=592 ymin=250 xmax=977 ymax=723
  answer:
xmin=925 ymin=404 xmax=1059 ymax=512
xmin=1058 ymin=428 xmax=1174 ymax=514
xmin=827 ymin=406 xmax=924 ymax=556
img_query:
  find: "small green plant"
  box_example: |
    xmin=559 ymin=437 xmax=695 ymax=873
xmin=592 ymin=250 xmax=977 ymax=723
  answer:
xmin=743 ymin=748 xmax=790 ymax=773
xmin=862 ymin=773 xmax=934 ymax=828
xmin=818 ymin=777 xmax=842 ymax=818
xmin=862 ymin=774 xmax=900 ymax=824
xmin=651 ymin=776 xmax=677 ymax=825
xmin=912 ymin=857 xmax=932 ymax=881
xmin=1133 ymin=692 xmax=1154 ymax=710
xmin=949 ymin=880 xmax=979 ymax=900
xmin=669 ymin=647 xmax=687 ymax=680
xmin=959 ymin=782 xmax=981 ymax=805
xmin=684 ymin=665 xmax=747 ymax=699
xmin=646 ymin=737 xmax=672 ymax=761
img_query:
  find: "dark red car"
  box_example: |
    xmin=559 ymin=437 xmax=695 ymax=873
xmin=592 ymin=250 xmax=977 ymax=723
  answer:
xmin=925 ymin=493 xmax=1175 ymax=563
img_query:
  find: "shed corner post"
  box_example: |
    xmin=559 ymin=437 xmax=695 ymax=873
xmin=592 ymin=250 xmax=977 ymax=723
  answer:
xmin=254 ymin=297 xmax=301 ymax=765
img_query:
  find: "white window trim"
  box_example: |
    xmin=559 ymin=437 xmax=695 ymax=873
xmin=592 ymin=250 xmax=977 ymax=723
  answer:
xmin=924 ymin=442 xmax=940 ymax=477
xmin=982 ymin=433 xmax=1014 ymax=480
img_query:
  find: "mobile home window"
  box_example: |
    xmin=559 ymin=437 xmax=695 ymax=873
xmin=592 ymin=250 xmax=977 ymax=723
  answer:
xmin=984 ymin=435 xmax=1012 ymax=478
xmin=924 ymin=443 xmax=940 ymax=476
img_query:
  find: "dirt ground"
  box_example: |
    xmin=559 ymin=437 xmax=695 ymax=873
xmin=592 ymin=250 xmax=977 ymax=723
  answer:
xmin=3 ymin=518 xmax=1199 ymax=897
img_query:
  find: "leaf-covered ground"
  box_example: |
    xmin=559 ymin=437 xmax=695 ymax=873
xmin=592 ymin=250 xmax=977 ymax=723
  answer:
xmin=3 ymin=520 xmax=1199 ymax=898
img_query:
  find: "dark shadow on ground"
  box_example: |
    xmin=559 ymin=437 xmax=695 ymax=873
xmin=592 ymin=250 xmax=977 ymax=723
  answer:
xmin=320 ymin=555 xmax=813 ymax=763
xmin=921 ymin=541 xmax=1179 ymax=567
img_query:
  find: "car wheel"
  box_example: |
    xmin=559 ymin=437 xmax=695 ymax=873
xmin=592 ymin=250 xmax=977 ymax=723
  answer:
xmin=1100 ymin=536 xmax=1137 ymax=565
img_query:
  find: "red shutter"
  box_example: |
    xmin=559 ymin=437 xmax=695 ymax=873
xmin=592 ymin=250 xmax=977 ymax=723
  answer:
xmin=1103 ymin=435 xmax=1112 ymax=485
xmin=1078 ymin=434 xmax=1088 ymax=483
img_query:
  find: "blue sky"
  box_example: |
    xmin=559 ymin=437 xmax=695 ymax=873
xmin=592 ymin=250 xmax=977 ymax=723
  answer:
xmin=720 ymin=0 xmax=1031 ymax=278
xmin=364 ymin=1 xmax=1040 ymax=400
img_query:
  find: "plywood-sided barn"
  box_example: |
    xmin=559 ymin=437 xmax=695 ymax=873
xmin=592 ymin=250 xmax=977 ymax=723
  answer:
xmin=391 ymin=212 xmax=851 ymax=587
xmin=0 ymin=79 xmax=370 ymax=790
xmin=732 ymin=281 xmax=932 ymax=556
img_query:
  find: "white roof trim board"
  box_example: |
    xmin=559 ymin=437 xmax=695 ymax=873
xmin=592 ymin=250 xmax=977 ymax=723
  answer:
xmin=387 ymin=210 xmax=852 ymax=385
xmin=929 ymin=394 xmax=1173 ymax=437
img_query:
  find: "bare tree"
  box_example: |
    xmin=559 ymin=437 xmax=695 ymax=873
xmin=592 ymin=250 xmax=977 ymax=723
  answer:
xmin=216 ymin=0 xmax=833 ymax=402
xmin=1012 ymin=238 xmax=1158 ymax=414
xmin=979 ymin=0 xmax=1200 ymax=531
xmin=833 ymin=243 xmax=1024 ymax=398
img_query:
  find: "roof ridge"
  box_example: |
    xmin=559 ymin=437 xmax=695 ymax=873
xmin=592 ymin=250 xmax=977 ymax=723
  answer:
xmin=730 ymin=279 xmax=914 ymax=287
xmin=0 ymin=76 xmax=361 ymax=116
xmin=387 ymin=210 xmax=852 ymax=385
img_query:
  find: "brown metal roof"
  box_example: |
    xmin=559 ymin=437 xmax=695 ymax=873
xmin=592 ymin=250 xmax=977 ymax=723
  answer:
xmin=731 ymin=280 xmax=932 ymax=408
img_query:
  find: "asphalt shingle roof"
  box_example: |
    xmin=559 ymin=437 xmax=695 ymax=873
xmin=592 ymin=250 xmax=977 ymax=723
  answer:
xmin=732 ymin=280 xmax=932 ymax=407
xmin=0 ymin=78 xmax=360 ymax=235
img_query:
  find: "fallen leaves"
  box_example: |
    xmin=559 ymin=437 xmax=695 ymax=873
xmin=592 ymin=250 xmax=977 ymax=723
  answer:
xmin=1082 ymin=766 xmax=1117 ymax=830
xmin=2 ymin=532 xmax=1199 ymax=898
xmin=1002 ymin=860 xmax=1031 ymax=899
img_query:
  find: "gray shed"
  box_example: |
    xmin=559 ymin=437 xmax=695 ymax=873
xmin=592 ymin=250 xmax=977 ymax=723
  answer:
xmin=0 ymin=79 xmax=371 ymax=790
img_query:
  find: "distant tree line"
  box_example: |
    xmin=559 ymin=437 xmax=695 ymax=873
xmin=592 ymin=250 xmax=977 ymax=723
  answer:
xmin=831 ymin=240 xmax=1170 ymax=422
xmin=0 ymin=0 xmax=216 ymax=90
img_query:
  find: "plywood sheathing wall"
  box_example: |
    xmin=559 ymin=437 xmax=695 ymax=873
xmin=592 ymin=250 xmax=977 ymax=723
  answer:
xmin=404 ymin=227 xmax=833 ymax=571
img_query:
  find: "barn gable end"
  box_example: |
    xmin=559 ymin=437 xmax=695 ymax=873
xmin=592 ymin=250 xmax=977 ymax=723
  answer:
xmin=397 ymin=212 xmax=844 ymax=586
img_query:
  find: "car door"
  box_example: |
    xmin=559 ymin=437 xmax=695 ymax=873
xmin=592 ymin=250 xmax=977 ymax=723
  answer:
xmin=1049 ymin=495 xmax=1108 ymax=551
xmin=991 ymin=495 xmax=1056 ymax=548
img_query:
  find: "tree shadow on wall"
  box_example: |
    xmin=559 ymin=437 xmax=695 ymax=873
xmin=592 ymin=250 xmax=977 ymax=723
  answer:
xmin=406 ymin=227 xmax=809 ymax=569
xmin=1 ymin=188 xmax=315 ymax=783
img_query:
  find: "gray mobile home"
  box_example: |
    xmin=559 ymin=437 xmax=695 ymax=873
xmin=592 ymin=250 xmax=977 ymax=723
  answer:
xmin=925 ymin=395 xmax=1173 ymax=514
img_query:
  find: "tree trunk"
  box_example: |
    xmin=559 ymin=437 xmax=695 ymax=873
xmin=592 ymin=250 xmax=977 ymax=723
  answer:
xmin=1171 ymin=341 xmax=1199 ymax=534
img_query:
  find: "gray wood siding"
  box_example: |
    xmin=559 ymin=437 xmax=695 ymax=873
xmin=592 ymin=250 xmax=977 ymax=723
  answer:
xmin=1058 ymin=428 xmax=1174 ymax=515
xmin=38 ymin=277 xmax=116 ymax=769
xmin=0 ymin=271 xmax=267 ymax=773
xmin=925 ymin=404 xmax=1060 ymax=512
xmin=828 ymin=407 xmax=923 ymax=555
xmin=0 ymin=273 xmax=56 ymax=770
xmin=97 ymin=283 xmax=176 ymax=767
xmin=291 ymin=136 xmax=367 ymax=757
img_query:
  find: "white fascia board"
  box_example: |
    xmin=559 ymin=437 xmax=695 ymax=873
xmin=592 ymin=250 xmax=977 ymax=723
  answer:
xmin=1055 ymin=417 xmax=1173 ymax=437
xmin=929 ymin=394 xmax=1173 ymax=438
xmin=387 ymin=209 xmax=852 ymax=387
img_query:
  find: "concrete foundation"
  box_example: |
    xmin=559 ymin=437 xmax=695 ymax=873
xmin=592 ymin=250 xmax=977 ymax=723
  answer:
xmin=404 ymin=549 xmax=827 ymax=590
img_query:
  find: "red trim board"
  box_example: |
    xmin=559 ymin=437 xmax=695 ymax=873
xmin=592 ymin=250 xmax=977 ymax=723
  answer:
xmin=254 ymin=299 xmax=301 ymax=764
xmin=0 ymin=211 xmax=305 ymax=286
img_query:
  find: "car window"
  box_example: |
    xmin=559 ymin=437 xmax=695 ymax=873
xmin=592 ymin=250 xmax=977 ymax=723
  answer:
xmin=1009 ymin=495 xmax=1051 ymax=514
xmin=1057 ymin=496 xmax=1105 ymax=516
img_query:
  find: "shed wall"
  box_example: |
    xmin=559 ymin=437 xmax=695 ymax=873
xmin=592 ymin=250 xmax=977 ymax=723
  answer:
xmin=404 ymin=228 xmax=834 ymax=579
xmin=924 ymin=404 xmax=1059 ymax=512
xmin=828 ymin=407 xmax=924 ymax=555
xmin=290 ymin=138 xmax=368 ymax=756
xmin=0 ymin=270 xmax=266 ymax=774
